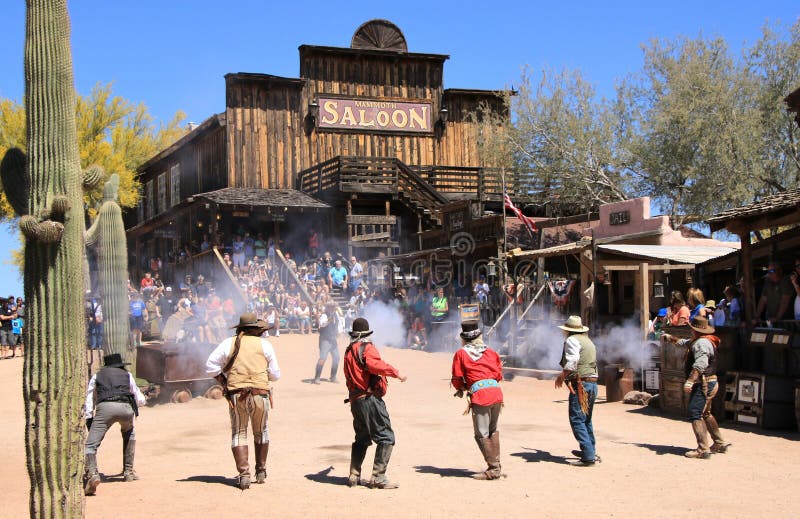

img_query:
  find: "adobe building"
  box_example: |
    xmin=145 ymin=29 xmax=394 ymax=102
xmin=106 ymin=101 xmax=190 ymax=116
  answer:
xmin=125 ymin=19 xmax=521 ymax=279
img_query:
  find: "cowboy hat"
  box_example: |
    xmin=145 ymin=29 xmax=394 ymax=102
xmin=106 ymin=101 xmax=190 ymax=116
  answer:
xmin=349 ymin=317 xmax=373 ymax=338
xmin=460 ymin=320 xmax=482 ymax=341
xmin=689 ymin=315 xmax=715 ymax=335
xmin=558 ymin=315 xmax=589 ymax=333
xmin=231 ymin=312 xmax=272 ymax=330
xmin=103 ymin=353 xmax=128 ymax=368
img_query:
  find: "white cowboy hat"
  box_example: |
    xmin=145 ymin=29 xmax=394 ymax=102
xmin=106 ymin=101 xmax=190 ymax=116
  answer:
xmin=558 ymin=315 xmax=589 ymax=333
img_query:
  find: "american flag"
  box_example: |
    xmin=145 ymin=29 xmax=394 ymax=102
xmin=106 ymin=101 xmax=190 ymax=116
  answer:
xmin=504 ymin=193 xmax=538 ymax=236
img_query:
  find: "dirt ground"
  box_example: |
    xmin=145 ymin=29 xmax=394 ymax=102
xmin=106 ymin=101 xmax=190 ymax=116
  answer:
xmin=2 ymin=333 xmax=800 ymax=518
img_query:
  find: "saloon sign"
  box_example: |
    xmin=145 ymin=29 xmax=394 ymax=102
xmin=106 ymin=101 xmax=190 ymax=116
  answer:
xmin=317 ymin=97 xmax=432 ymax=133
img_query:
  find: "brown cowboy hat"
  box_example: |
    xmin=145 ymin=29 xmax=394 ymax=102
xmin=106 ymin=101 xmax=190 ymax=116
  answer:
xmin=689 ymin=315 xmax=715 ymax=335
xmin=231 ymin=312 xmax=272 ymax=330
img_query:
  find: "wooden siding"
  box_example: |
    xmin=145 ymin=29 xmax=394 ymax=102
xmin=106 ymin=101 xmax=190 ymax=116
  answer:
xmin=222 ymin=49 xmax=504 ymax=190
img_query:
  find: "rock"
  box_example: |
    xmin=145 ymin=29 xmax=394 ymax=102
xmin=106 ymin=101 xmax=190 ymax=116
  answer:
xmin=623 ymin=391 xmax=652 ymax=405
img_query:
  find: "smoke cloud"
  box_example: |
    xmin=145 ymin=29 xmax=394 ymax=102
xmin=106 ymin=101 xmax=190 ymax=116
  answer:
xmin=361 ymin=299 xmax=407 ymax=349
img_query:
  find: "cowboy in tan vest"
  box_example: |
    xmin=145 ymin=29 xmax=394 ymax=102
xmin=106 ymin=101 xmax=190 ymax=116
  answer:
xmin=206 ymin=312 xmax=281 ymax=489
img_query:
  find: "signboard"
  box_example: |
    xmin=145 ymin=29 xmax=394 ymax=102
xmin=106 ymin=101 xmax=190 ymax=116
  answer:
xmin=609 ymin=210 xmax=630 ymax=226
xmin=154 ymin=228 xmax=179 ymax=239
xmin=317 ymin=97 xmax=432 ymax=133
xmin=271 ymin=213 xmax=286 ymax=222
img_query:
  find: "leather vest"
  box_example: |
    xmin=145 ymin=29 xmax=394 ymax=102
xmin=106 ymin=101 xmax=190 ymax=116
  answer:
xmin=684 ymin=338 xmax=717 ymax=377
xmin=320 ymin=313 xmax=338 ymax=341
xmin=560 ymin=333 xmax=597 ymax=378
xmin=226 ymin=335 xmax=271 ymax=391
xmin=95 ymin=367 xmax=133 ymax=404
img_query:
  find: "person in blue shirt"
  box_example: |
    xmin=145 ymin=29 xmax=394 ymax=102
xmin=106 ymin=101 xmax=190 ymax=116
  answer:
xmin=328 ymin=260 xmax=348 ymax=290
xmin=129 ymin=293 xmax=148 ymax=348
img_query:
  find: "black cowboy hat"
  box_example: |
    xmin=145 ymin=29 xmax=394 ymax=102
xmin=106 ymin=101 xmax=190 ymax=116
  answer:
xmin=349 ymin=317 xmax=373 ymax=338
xmin=103 ymin=353 xmax=128 ymax=368
xmin=460 ymin=320 xmax=482 ymax=341
xmin=231 ymin=312 xmax=272 ymax=330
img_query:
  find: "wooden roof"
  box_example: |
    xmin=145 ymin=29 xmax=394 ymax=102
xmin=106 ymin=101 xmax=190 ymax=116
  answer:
xmin=137 ymin=113 xmax=224 ymax=172
xmin=706 ymin=189 xmax=800 ymax=233
xmin=195 ymin=188 xmax=330 ymax=209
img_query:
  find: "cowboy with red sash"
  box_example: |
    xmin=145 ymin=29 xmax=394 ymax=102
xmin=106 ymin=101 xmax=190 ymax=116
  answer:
xmin=662 ymin=315 xmax=731 ymax=458
xmin=451 ymin=320 xmax=504 ymax=480
xmin=343 ymin=317 xmax=407 ymax=489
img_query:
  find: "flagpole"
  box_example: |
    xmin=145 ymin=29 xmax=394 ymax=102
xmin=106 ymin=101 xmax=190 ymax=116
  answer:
xmin=501 ymin=167 xmax=507 ymax=259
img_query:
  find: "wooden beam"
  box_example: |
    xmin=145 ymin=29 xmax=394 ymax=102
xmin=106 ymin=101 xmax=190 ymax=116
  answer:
xmin=350 ymin=232 xmax=391 ymax=242
xmin=740 ymin=231 xmax=754 ymax=325
xmin=345 ymin=215 xmax=397 ymax=225
xmin=603 ymin=264 xmax=694 ymax=271
xmin=353 ymin=241 xmax=400 ymax=248
xmin=640 ymin=262 xmax=649 ymax=341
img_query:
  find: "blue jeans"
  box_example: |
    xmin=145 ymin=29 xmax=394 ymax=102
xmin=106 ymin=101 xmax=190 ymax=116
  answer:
xmin=88 ymin=323 xmax=104 ymax=350
xmin=688 ymin=380 xmax=718 ymax=421
xmin=568 ymin=381 xmax=597 ymax=461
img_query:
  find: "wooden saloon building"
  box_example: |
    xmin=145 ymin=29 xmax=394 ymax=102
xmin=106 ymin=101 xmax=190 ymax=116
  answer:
xmin=125 ymin=19 xmax=517 ymax=277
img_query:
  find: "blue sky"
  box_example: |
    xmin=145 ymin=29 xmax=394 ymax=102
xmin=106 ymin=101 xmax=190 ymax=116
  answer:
xmin=0 ymin=1 xmax=797 ymax=296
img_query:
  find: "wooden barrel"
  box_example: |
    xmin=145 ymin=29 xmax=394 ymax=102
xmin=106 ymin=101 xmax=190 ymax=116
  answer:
xmin=604 ymin=365 xmax=634 ymax=403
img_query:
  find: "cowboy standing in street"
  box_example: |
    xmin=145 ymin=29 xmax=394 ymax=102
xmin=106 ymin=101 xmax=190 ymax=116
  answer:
xmin=83 ymin=353 xmax=148 ymax=495
xmin=343 ymin=317 xmax=407 ymax=489
xmin=451 ymin=320 xmax=504 ymax=480
xmin=662 ymin=315 xmax=731 ymax=458
xmin=554 ymin=315 xmax=601 ymax=466
xmin=206 ymin=312 xmax=281 ymax=489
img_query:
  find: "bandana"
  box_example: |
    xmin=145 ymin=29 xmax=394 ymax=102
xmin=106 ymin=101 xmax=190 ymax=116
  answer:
xmin=462 ymin=337 xmax=488 ymax=361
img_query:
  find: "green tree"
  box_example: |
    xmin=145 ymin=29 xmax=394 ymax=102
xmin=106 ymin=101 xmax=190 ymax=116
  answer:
xmin=618 ymin=35 xmax=765 ymax=224
xmin=478 ymin=67 xmax=630 ymax=215
xmin=0 ymin=83 xmax=186 ymax=218
xmin=747 ymin=20 xmax=800 ymax=194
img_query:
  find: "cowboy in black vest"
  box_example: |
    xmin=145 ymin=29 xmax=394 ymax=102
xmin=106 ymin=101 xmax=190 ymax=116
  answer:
xmin=662 ymin=316 xmax=731 ymax=458
xmin=83 ymin=353 xmax=147 ymax=495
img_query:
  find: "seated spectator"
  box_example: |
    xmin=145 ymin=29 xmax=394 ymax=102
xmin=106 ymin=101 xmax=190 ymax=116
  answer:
xmin=195 ymin=275 xmax=210 ymax=299
xmin=319 ymin=251 xmax=333 ymax=288
xmin=264 ymin=305 xmax=280 ymax=336
xmin=296 ymin=301 xmax=311 ymax=334
xmin=140 ymin=272 xmax=155 ymax=296
xmin=407 ymin=314 xmax=427 ymax=350
xmin=329 ymin=260 xmax=348 ymax=290
xmin=687 ymin=287 xmax=707 ymax=320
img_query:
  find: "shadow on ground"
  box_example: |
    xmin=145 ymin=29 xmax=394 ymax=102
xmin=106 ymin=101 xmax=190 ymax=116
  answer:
xmin=176 ymin=475 xmax=239 ymax=488
xmin=510 ymin=447 xmax=571 ymax=465
xmin=414 ymin=465 xmax=474 ymax=478
xmin=614 ymin=441 xmax=688 ymax=456
xmin=304 ymin=466 xmax=348 ymax=486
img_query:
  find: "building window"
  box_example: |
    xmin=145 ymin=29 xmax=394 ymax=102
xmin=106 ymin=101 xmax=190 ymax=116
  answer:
xmin=145 ymin=180 xmax=154 ymax=220
xmin=157 ymin=173 xmax=167 ymax=214
xmin=170 ymin=164 xmax=181 ymax=207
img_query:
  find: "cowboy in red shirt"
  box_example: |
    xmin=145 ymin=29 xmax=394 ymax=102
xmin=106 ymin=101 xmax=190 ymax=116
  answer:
xmin=343 ymin=317 xmax=407 ymax=489
xmin=451 ymin=320 xmax=504 ymax=479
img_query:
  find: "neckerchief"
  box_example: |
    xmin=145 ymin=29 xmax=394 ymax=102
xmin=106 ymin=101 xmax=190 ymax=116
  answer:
xmin=462 ymin=338 xmax=487 ymax=361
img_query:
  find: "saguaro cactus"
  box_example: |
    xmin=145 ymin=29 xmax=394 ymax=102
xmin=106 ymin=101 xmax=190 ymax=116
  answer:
xmin=86 ymin=174 xmax=132 ymax=365
xmin=13 ymin=0 xmax=87 ymax=516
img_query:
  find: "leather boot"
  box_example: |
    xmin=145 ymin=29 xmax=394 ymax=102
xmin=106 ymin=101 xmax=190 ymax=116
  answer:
xmin=704 ymin=415 xmax=731 ymax=454
xmin=122 ymin=434 xmax=138 ymax=482
xmin=369 ymin=443 xmax=398 ymax=489
xmin=685 ymin=420 xmax=711 ymax=459
xmin=330 ymin=359 xmax=339 ymax=383
xmin=348 ymin=442 xmax=369 ymax=487
xmin=254 ymin=442 xmax=269 ymax=483
xmin=84 ymin=454 xmax=101 ymax=496
xmin=474 ymin=432 xmax=502 ymax=480
xmin=232 ymin=445 xmax=250 ymax=489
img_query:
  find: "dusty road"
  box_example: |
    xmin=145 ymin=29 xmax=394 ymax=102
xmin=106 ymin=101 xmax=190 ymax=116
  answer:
xmin=1 ymin=333 xmax=799 ymax=518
